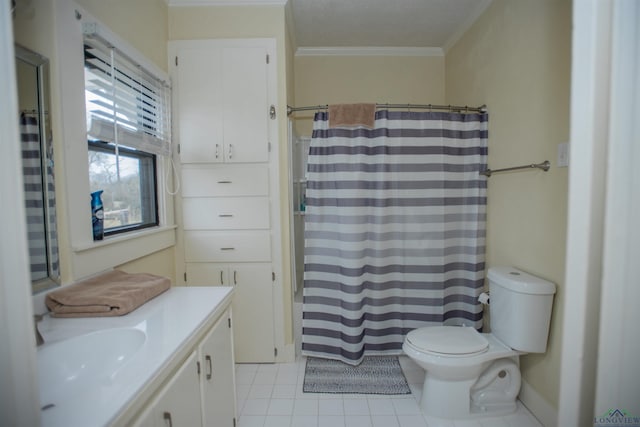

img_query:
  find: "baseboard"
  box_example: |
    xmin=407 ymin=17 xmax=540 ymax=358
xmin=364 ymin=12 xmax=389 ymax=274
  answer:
xmin=519 ymin=380 xmax=558 ymax=427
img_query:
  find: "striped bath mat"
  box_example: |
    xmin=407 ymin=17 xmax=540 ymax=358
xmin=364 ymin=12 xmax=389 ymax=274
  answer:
xmin=303 ymin=356 xmax=411 ymax=395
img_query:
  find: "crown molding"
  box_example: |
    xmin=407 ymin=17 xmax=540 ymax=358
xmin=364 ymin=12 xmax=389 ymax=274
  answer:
xmin=168 ymin=0 xmax=287 ymax=6
xmin=295 ymin=46 xmax=444 ymax=57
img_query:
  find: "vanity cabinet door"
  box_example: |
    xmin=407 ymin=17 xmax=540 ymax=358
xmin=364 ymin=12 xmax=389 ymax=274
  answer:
xmin=133 ymin=351 xmax=203 ymax=427
xmin=228 ymin=263 xmax=275 ymax=363
xmin=198 ymin=310 xmax=236 ymax=427
xmin=184 ymin=263 xmax=276 ymax=363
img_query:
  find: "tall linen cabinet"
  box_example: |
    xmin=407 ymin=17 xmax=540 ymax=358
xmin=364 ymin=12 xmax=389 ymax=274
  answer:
xmin=170 ymin=39 xmax=283 ymax=363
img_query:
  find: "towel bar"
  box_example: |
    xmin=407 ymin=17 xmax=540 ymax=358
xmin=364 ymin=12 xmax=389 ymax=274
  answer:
xmin=480 ymin=160 xmax=550 ymax=177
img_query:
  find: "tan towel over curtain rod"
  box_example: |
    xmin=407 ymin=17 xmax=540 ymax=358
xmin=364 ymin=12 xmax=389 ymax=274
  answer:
xmin=328 ymin=103 xmax=376 ymax=129
xmin=45 ymin=270 xmax=170 ymax=317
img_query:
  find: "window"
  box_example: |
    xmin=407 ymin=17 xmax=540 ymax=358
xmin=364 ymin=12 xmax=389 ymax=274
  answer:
xmin=83 ymin=26 xmax=170 ymax=237
xmin=88 ymin=141 xmax=158 ymax=234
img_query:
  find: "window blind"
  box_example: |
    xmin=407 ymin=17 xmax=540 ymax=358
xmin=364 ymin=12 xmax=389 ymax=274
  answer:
xmin=83 ymin=33 xmax=171 ymax=157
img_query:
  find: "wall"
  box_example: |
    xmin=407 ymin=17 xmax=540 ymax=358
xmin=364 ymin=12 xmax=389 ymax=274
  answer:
xmin=169 ymin=5 xmax=294 ymax=346
xmin=74 ymin=0 xmax=168 ymax=72
xmin=293 ymin=54 xmax=446 ymax=135
xmin=445 ymin=0 xmax=571 ymax=412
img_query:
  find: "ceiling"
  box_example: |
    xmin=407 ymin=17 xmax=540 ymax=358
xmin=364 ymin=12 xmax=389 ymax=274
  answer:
xmin=168 ymin=0 xmax=493 ymax=52
xmin=289 ymin=0 xmax=493 ymax=51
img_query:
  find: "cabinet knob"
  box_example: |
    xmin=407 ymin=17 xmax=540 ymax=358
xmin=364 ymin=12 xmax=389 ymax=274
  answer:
xmin=233 ymin=270 xmax=237 ymax=285
xmin=228 ymin=144 xmax=233 ymax=160
xmin=215 ymin=143 xmax=219 ymax=159
xmin=220 ymin=270 xmax=224 ymax=285
xmin=218 ymin=214 xmax=234 ymax=218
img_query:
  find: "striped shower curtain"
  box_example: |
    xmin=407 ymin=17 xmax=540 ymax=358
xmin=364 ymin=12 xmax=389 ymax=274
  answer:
xmin=301 ymin=110 xmax=488 ymax=365
xmin=20 ymin=113 xmax=59 ymax=282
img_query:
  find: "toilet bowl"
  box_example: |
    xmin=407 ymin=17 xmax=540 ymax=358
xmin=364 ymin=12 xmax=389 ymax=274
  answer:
xmin=402 ymin=266 xmax=556 ymax=419
xmin=403 ymin=327 xmax=521 ymax=418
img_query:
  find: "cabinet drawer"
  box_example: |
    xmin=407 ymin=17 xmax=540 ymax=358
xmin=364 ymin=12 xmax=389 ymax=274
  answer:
xmin=182 ymin=197 xmax=269 ymax=230
xmin=184 ymin=231 xmax=271 ymax=262
xmin=182 ymin=165 xmax=269 ymax=197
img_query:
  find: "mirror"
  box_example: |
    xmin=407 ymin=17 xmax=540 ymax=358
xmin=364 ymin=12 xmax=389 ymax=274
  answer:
xmin=15 ymin=44 xmax=60 ymax=294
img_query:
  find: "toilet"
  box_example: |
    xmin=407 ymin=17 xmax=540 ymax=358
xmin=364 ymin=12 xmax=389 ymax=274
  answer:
xmin=402 ymin=266 xmax=556 ymax=419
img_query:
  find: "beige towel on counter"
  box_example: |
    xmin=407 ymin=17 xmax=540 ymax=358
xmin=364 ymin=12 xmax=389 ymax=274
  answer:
xmin=328 ymin=103 xmax=376 ymax=129
xmin=45 ymin=270 xmax=171 ymax=318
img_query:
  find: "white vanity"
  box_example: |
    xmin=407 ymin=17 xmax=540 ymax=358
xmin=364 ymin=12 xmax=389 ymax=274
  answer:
xmin=37 ymin=286 xmax=235 ymax=427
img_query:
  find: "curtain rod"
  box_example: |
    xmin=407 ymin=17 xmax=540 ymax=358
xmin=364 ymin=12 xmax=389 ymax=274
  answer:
xmin=287 ymin=103 xmax=487 ymax=116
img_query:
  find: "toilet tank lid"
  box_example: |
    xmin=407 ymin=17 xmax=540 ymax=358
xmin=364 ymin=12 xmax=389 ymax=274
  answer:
xmin=488 ymin=267 xmax=556 ymax=295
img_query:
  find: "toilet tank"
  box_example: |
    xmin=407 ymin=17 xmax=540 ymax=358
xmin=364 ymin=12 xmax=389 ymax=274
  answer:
xmin=488 ymin=266 xmax=556 ymax=353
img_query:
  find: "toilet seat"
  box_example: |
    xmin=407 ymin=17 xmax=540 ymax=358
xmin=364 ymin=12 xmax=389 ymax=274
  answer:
xmin=406 ymin=326 xmax=489 ymax=356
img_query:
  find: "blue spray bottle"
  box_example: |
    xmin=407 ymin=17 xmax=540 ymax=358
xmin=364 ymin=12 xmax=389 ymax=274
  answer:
xmin=91 ymin=190 xmax=104 ymax=241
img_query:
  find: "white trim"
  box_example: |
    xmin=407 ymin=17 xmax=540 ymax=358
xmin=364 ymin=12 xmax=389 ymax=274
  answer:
xmin=72 ymin=227 xmax=176 ymax=279
xmin=442 ymin=0 xmax=493 ymax=53
xmin=72 ymin=225 xmax=177 ymax=252
xmin=520 ymin=380 xmax=558 ymax=427
xmin=168 ymin=0 xmax=287 ymax=6
xmin=558 ymin=0 xmax=613 ymax=425
xmin=265 ymin=40 xmax=287 ymax=366
xmin=295 ymin=46 xmax=444 ymax=57
xmin=0 ymin=0 xmax=40 ymax=423
xmin=594 ymin=0 xmax=640 ymax=416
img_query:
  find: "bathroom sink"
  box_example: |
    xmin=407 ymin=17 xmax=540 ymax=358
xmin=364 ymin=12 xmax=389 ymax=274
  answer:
xmin=37 ymin=328 xmax=146 ymax=408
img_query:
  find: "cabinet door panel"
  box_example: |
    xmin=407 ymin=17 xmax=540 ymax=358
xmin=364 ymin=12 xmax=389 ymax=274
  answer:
xmin=184 ymin=231 xmax=271 ymax=262
xmin=133 ymin=351 xmax=202 ymax=427
xmin=199 ymin=311 xmax=236 ymax=427
xmin=231 ymin=263 xmax=275 ymax=362
xmin=222 ymin=47 xmax=269 ymax=163
xmin=182 ymin=165 xmax=269 ymax=197
xmin=182 ymin=197 xmax=270 ymax=230
xmin=186 ymin=263 xmax=228 ymax=286
xmin=176 ymin=47 xmax=224 ymax=164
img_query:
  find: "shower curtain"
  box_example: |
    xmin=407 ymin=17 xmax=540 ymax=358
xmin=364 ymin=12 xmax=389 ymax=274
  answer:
xmin=301 ymin=109 xmax=488 ymax=365
xmin=20 ymin=113 xmax=58 ymax=282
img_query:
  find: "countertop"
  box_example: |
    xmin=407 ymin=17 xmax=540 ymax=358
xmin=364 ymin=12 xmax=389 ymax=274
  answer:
xmin=37 ymin=286 xmax=234 ymax=427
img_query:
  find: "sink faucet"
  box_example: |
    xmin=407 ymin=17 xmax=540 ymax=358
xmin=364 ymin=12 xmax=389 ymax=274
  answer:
xmin=34 ymin=314 xmax=45 ymax=346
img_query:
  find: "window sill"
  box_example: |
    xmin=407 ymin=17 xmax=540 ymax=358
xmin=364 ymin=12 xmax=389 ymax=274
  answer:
xmin=71 ymin=225 xmax=176 ymax=279
xmin=73 ymin=225 xmax=176 ymax=252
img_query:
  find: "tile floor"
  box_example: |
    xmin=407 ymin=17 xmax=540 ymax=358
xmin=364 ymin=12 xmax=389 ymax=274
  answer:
xmin=235 ymin=356 xmax=543 ymax=427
